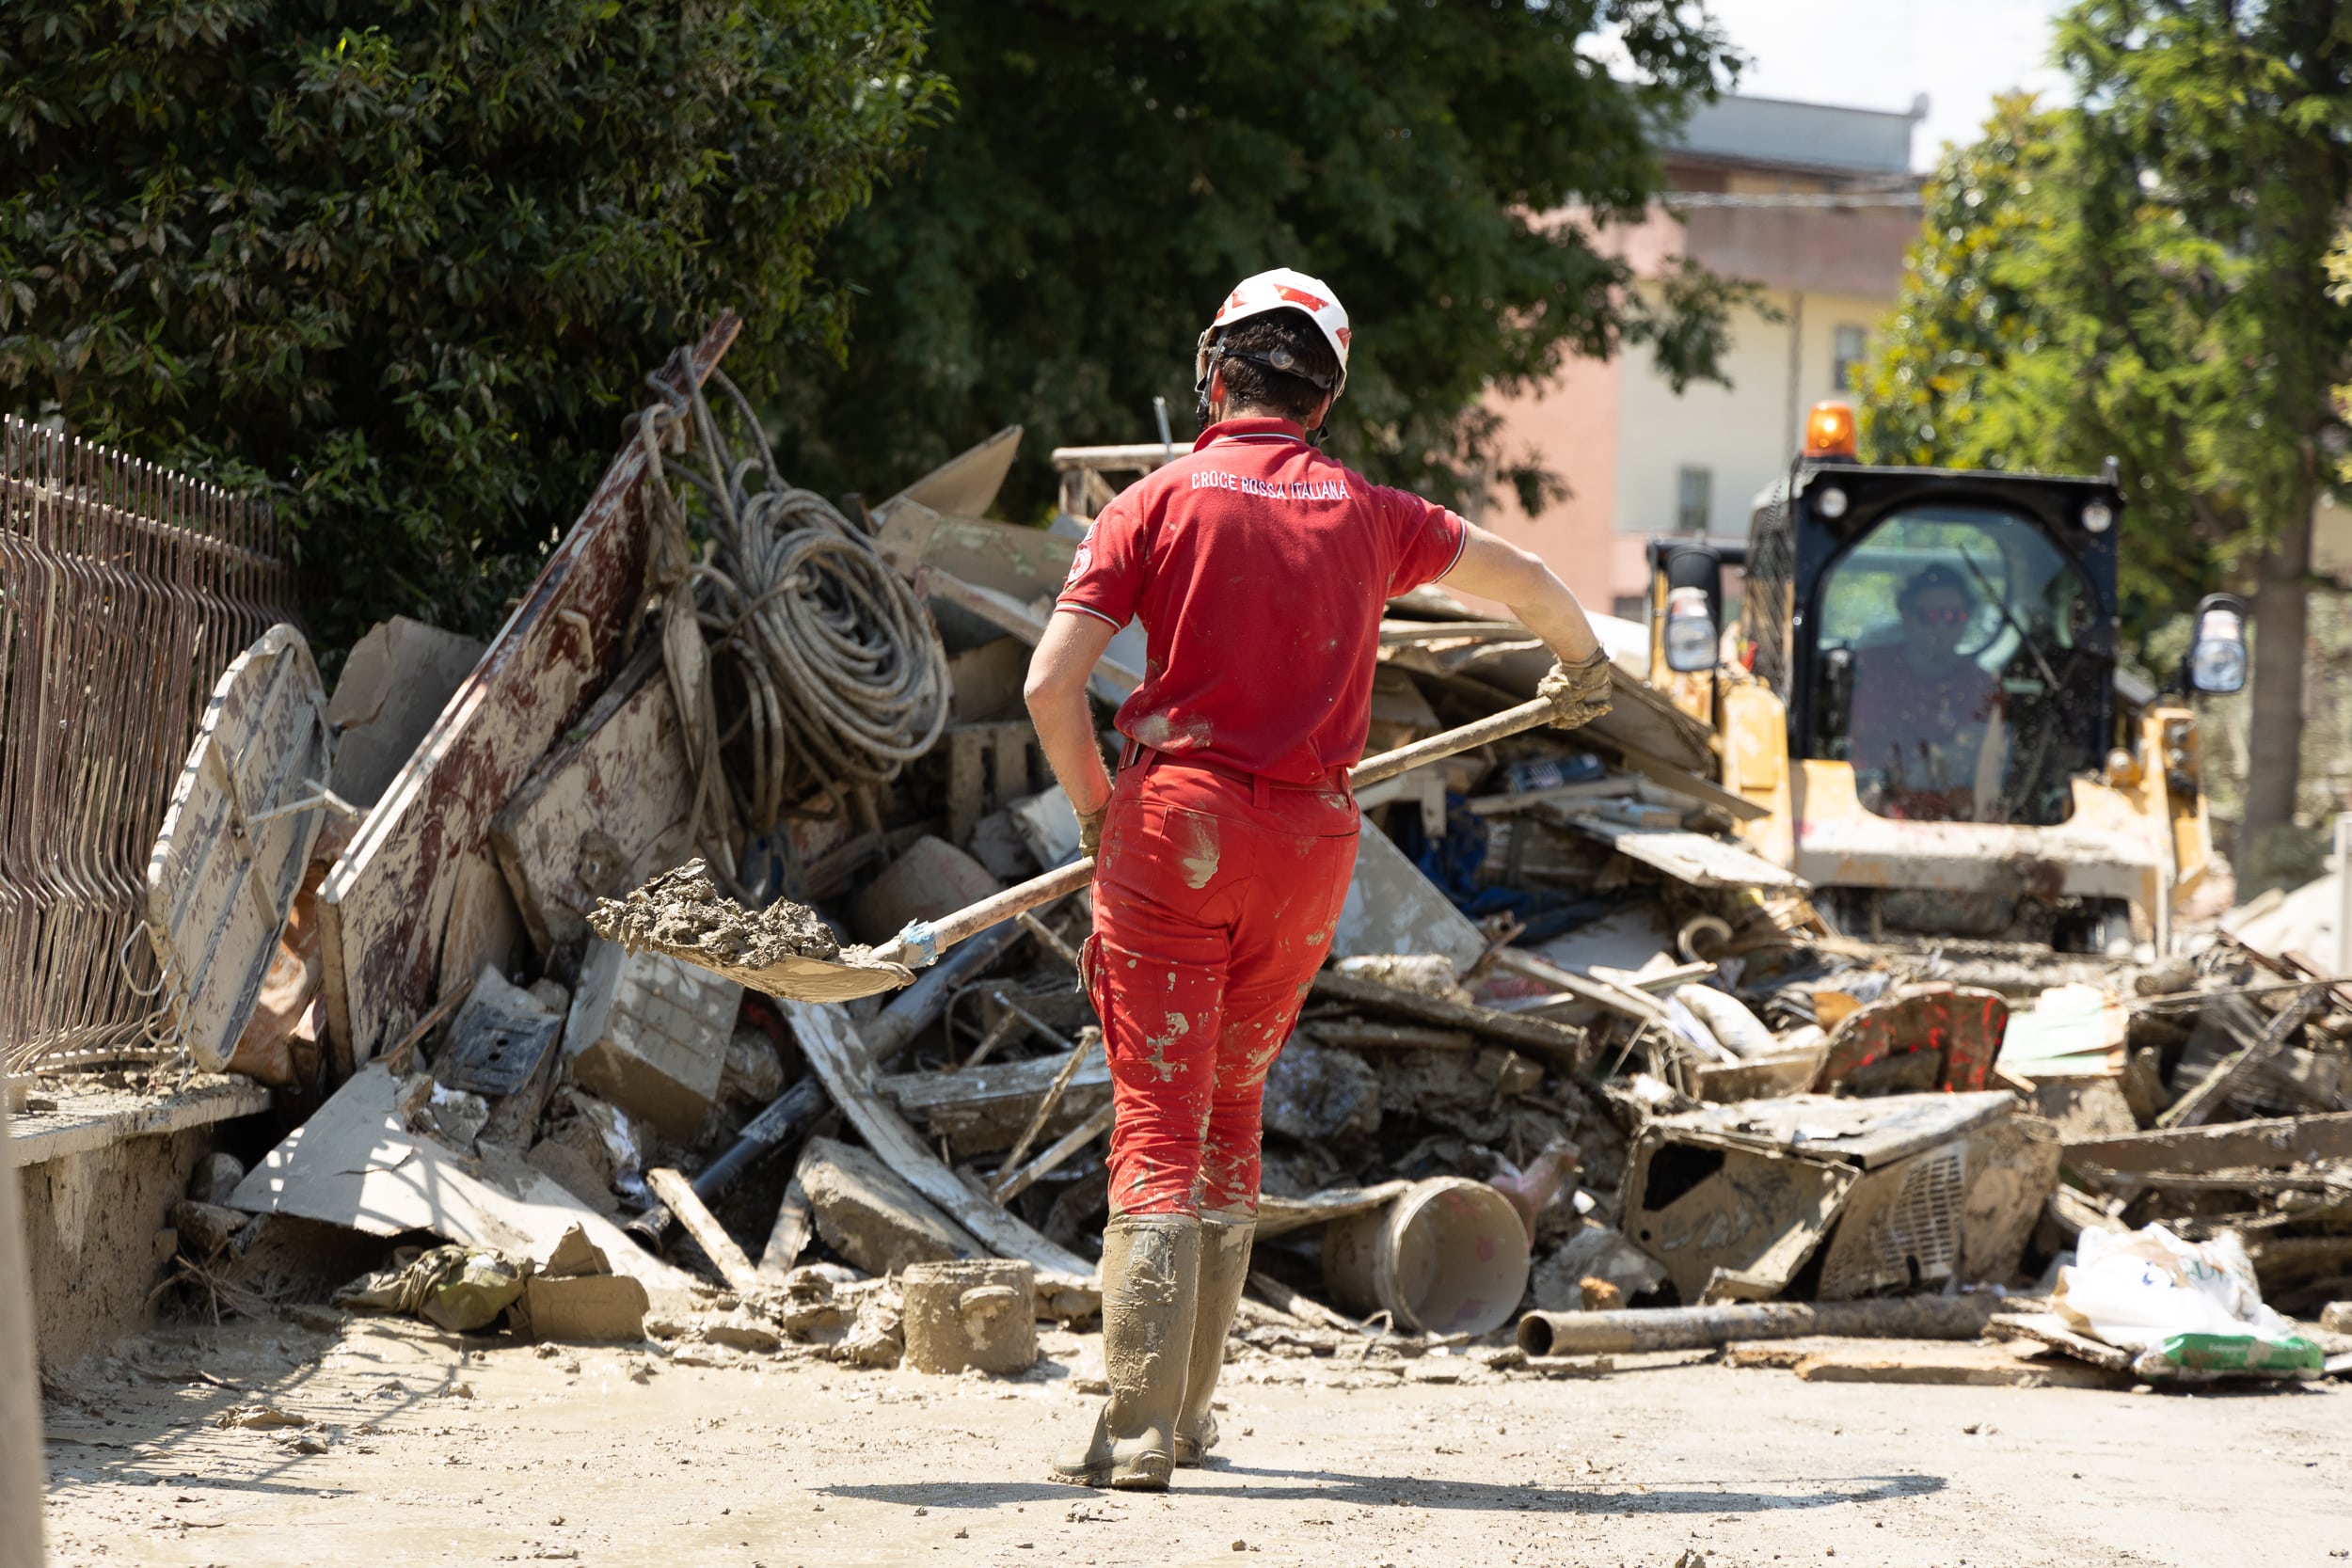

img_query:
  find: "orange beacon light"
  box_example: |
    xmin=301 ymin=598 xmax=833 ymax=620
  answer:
xmin=1804 ymin=400 xmax=1859 ymax=459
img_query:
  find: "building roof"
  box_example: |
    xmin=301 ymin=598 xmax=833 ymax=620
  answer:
xmin=1670 ymin=93 xmax=1921 ymax=179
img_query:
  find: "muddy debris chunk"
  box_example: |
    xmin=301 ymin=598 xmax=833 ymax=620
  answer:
xmin=591 ymin=860 xmax=846 ymax=967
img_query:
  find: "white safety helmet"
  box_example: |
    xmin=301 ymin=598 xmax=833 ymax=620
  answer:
xmin=1194 ymin=266 xmax=1352 ymax=404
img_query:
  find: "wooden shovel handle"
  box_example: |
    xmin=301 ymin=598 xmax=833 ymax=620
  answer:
xmin=873 ymin=693 xmax=1564 ymax=969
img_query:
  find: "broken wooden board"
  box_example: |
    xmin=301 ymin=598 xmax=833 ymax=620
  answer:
xmin=224 ymin=1061 xmax=696 ymax=1295
xmin=877 ymin=1048 xmax=1112 ymax=1156
xmin=1550 ymin=811 xmax=1808 ymax=890
xmin=2065 ymin=1111 xmax=2352 ymax=1179
xmin=1331 ymin=816 xmax=1488 ymax=976
xmin=490 ymin=645 xmax=696 ymax=958
xmin=146 ymin=625 xmax=334 ymax=1071
xmin=646 ymin=1166 xmax=762 ymax=1295
xmin=782 ymin=1001 xmax=1093 ymax=1277
xmin=1257 ymin=1181 xmax=1411 ymax=1240
xmin=1308 ymin=970 xmax=1584 ymax=1067
xmin=1986 ymin=1310 xmax=2135 ymax=1370
xmin=1788 ymin=1338 xmax=2127 ymax=1389
xmin=319 ymin=315 xmax=741 ymax=1067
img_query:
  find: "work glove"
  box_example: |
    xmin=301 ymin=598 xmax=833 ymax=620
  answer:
xmin=1538 ymin=647 xmax=1613 ymax=730
xmin=1076 ymin=802 xmax=1107 ymax=859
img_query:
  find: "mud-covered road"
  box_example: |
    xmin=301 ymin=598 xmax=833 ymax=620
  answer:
xmin=37 ymin=1315 xmax=2352 ymax=1567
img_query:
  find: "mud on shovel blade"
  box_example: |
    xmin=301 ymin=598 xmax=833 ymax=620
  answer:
xmin=589 ymin=693 xmax=1565 ymax=1004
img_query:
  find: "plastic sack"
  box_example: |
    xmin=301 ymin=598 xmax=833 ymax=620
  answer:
xmin=2054 ymin=1224 xmax=2320 ymax=1381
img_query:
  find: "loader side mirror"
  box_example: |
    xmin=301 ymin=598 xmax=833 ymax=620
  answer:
xmin=2185 ymin=594 xmax=2249 ymax=695
xmin=1655 ymin=543 xmax=1724 ymax=673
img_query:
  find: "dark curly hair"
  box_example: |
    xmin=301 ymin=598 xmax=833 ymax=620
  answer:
xmin=1208 ymin=309 xmax=1341 ymax=423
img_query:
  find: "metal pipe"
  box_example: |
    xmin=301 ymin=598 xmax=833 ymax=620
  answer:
xmin=1517 ymin=1296 xmax=1999 ymax=1357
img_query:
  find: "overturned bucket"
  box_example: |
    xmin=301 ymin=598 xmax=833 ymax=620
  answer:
xmin=1321 ymin=1177 xmax=1531 ymax=1336
xmin=901 ymin=1259 xmax=1038 ymax=1374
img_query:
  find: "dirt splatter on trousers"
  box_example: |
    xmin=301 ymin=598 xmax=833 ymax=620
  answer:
xmin=1085 ymin=754 xmax=1359 ymax=1217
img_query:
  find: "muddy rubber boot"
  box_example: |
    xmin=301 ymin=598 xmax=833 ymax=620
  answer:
xmin=1050 ymin=1214 xmax=1201 ymax=1491
xmin=1174 ymin=1210 xmax=1255 ymax=1467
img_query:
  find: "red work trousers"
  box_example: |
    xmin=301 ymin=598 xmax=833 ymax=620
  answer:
xmin=1084 ymin=754 xmax=1360 ymax=1218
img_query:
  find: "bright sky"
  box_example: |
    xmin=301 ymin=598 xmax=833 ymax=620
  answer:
xmin=1701 ymin=0 xmax=2074 ymax=169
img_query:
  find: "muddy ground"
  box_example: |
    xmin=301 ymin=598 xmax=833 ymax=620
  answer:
xmin=37 ymin=1315 xmax=2352 ymax=1568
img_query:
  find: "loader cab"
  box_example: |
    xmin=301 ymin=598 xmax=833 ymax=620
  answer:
xmin=1647 ymin=402 xmax=2249 ymax=951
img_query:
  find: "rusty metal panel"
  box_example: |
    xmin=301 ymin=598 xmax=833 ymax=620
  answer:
xmin=0 ymin=418 xmax=297 ymax=1072
xmin=144 ymin=625 xmax=333 ymax=1070
xmin=316 ymin=316 xmax=741 ymax=1068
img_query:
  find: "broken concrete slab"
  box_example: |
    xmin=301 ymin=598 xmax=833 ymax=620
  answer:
xmin=144 ymin=624 xmax=335 ymax=1072
xmin=325 ymin=616 xmax=487 ymax=810
xmin=224 ymin=1061 xmax=695 ymax=1296
xmin=489 ymin=647 xmax=697 ymax=958
xmin=782 ymin=1002 xmax=1093 ymax=1277
xmin=848 ymin=835 xmax=1002 ymax=947
xmin=564 ymin=938 xmax=740 ymax=1141
xmin=796 ymin=1135 xmax=983 ymax=1276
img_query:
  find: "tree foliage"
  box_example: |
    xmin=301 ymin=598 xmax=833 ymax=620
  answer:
xmin=1859 ymin=0 xmax=2352 ymax=855
xmin=0 ymin=1 xmax=946 ymax=650
xmin=771 ymin=0 xmax=1746 ymax=521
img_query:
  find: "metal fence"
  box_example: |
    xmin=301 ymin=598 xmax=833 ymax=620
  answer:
xmin=0 ymin=417 xmax=299 ymax=1073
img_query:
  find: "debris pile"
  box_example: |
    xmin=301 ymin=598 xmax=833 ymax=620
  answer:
xmin=29 ymin=320 xmax=2342 ymax=1392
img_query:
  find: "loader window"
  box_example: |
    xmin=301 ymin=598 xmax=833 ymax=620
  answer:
xmin=1809 ymin=506 xmax=2106 ymax=826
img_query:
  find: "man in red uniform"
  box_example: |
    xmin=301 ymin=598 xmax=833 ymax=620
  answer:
xmin=1026 ymin=268 xmax=1611 ymax=1490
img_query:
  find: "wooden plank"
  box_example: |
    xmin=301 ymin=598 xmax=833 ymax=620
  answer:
xmin=1255 ymin=1180 xmax=1411 ymax=1240
xmin=488 ymin=646 xmax=696 ymax=958
xmin=991 ymin=1101 xmax=1113 ymax=1203
xmin=319 ymin=315 xmax=741 ymax=1065
xmin=1308 ymin=970 xmax=1584 ymax=1066
xmin=145 ymin=626 xmax=333 ymax=1071
xmin=2160 ymin=984 xmax=2329 ymax=1129
xmin=1606 ymin=743 xmax=1770 ymax=823
xmin=1549 ymin=812 xmax=1807 ymax=890
xmin=646 ymin=1166 xmax=763 ymax=1295
xmin=2065 ymin=1110 xmax=2352 ymax=1176
xmin=878 ymin=1048 xmax=1110 ymax=1113
xmin=783 ymin=1000 xmax=1095 ymax=1276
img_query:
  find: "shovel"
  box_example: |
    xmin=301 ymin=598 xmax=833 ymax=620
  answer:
xmin=596 ymin=693 xmax=1569 ymax=1005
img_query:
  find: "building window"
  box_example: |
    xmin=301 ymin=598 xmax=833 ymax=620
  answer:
xmin=1833 ymin=324 xmax=1868 ymax=393
xmin=1676 ymin=466 xmax=1712 ymax=533
xmin=1613 ymin=594 xmax=1649 ymax=624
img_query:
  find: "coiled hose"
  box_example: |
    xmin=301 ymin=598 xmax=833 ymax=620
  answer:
xmin=637 ymin=367 xmax=949 ymax=863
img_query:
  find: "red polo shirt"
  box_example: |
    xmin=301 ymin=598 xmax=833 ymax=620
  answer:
xmin=1055 ymin=417 xmax=1469 ymax=786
